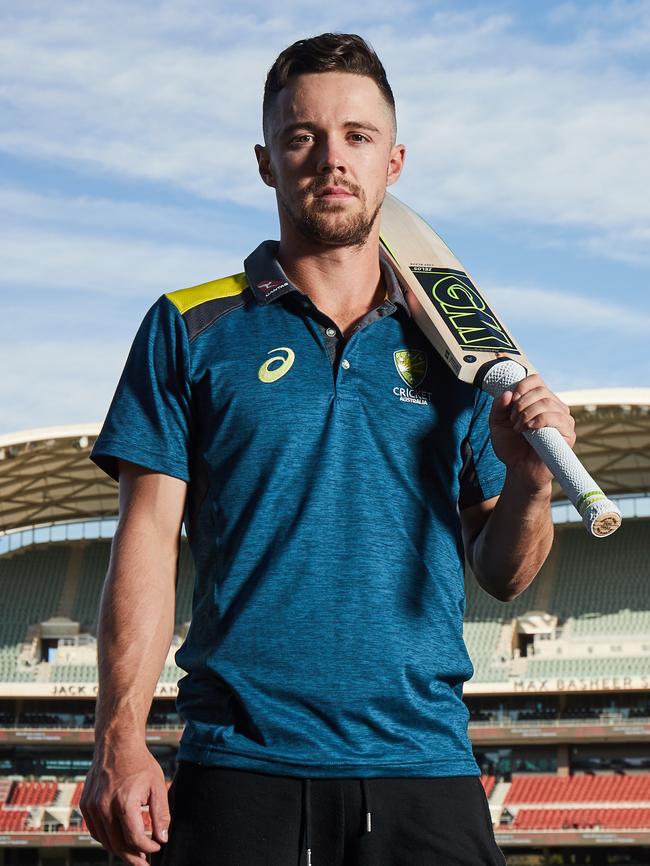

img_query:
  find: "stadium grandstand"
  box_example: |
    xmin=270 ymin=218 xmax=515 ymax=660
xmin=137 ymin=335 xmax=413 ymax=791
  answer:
xmin=0 ymin=388 xmax=648 ymax=865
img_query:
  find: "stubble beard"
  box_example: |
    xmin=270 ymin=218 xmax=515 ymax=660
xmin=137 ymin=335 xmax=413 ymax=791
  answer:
xmin=279 ymin=180 xmax=383 ymax=248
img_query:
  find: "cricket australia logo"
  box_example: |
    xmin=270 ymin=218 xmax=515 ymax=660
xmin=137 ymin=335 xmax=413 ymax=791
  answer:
xmin=394 ymin=350 xmax=427 ymax=387
xmin=393 ymin=350 xmax=432 ymax=405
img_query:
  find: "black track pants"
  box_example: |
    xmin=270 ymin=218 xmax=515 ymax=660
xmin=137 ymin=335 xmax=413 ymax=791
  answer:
xmin=151 ymin=762 xmax=506 ymax=866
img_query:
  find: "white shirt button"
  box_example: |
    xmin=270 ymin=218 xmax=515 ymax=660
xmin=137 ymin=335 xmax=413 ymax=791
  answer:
xmin=341 ymin=359 xmax=350 ymax=370
xmin=325 ymin=327 xmax=336 ymax=337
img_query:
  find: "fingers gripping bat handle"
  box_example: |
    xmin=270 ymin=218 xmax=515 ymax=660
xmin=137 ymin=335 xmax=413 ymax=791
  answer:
xmin=479 ymin=360 xmax=622 ymax=537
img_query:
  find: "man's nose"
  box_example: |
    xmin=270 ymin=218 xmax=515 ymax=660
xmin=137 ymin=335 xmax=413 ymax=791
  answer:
xmin=315 ymin=137 xmax=347 ymax=174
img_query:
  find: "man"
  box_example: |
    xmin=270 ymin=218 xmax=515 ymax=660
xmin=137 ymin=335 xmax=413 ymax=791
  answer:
xmin=81 ymin=33 xmax=574 ymax=866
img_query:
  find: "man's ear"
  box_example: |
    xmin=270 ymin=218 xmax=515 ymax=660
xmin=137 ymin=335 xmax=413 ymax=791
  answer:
xmin=386 ymin=143 xmax=406 ymax=187
xmin=255 ymin=144 xmax=276 ymax=188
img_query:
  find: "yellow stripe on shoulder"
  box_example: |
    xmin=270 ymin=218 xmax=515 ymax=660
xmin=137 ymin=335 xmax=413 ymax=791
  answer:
xmin=165 ymin=272 xmax=249 ymax=315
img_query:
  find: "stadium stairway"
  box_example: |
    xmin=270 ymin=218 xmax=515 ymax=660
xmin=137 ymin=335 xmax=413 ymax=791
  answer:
xmin=54 ymin=781 xmax=77 ymax=808
xmin=489 ymin=780 xmax=512 ymax=824
xmin=56 ymin=543 xmax=86 ymax=618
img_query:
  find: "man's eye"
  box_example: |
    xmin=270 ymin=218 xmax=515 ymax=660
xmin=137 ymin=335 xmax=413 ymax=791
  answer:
xmin=349 ymin=133 xmax=369 ymax=143
xmin=290 ymin=134 xmax=314 ymax=145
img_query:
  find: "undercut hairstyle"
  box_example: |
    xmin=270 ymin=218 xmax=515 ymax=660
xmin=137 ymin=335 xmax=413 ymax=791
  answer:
xmin=262 ymin=33 xmax=396 ymax=142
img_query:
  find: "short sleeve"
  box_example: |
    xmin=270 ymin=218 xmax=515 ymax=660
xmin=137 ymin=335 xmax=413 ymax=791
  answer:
xmin=90 ymin=296 xmax=193 ymax=483
xmin=458 ymin=389 xmax=506 ymax=510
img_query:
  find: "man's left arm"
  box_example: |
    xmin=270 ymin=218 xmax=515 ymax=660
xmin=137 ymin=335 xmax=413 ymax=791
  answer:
xmin=460 ymin=374 xmax=576 ymax=603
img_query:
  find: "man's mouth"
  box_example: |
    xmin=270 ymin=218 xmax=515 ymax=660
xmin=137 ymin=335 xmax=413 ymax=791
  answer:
xmin=314 ymin=186 xmax=355 ymax=199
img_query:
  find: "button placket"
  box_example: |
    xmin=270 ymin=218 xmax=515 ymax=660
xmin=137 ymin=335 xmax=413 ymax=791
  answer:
xmin=334 ymin=328 xmax=361 ymax=398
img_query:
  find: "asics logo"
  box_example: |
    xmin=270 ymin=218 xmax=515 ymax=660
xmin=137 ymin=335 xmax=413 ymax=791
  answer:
xmin=258 ymin=347 xmax=295 ymax=383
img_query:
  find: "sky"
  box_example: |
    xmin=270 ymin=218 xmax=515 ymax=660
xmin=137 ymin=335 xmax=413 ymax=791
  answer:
xmin=1 ymin=0 xmax=649 ymax=435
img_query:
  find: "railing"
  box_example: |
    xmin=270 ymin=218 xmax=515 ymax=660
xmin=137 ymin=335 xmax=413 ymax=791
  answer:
xmin=2 ymin=715 xmax=648 ymax=732
xmin=3 ymin=495 xmax=649 ymax=557
xmin=0 ymin=517 xmax=185 ymax=556
xmin=0 ymin=519 xmax=118 ymax=556
xmin=469 ymin=713 xmax=650 ymax=726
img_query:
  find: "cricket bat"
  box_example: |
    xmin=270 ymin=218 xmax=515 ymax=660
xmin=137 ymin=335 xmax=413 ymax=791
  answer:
xmin=379 ymin=192 xmax=622 ymax=538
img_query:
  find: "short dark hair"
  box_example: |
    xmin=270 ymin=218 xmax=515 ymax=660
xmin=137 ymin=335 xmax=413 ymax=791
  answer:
xmin=263 ymin=33 xmax=396 ymax=141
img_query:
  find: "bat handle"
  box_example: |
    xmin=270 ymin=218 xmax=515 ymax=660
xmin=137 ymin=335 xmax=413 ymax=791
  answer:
xmin=479 ymin=360 xmax=622 ymax=537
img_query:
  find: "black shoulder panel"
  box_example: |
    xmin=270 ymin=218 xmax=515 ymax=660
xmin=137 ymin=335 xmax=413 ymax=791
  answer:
xmin=165 ymin=272 xmax=250 ymax=341
xmin=184 ymin=291 xmax=249 ymax=341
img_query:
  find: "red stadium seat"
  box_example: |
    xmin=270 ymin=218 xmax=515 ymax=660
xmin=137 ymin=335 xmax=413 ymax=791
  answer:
xmin=480 ymin=775 xmax=496 ymax=798
xmin=70 ymin=781 xmax=84 ymax=808
xmin=505 ymin=774 xmax=650 ymax=805
xmin=513 ymin=807 xmax=650 ymax=831
xmin=7 ymin=781 xmax=58 ymax=807
xmin=0 ymin=809 xmax=30 ymax=831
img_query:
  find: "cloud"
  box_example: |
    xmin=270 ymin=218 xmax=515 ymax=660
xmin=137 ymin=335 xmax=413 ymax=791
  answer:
xmin=389 ymin=32 xmax=650 ymax=245
xmin=579 ymin=226 xmax=650 ymax=267
xmin=1 ymin=0 xmax=648 ymax=436
xmin=0 ymin=187 xmax=268 ymax=296
xmin=0 ymin=227 xmax=245 ymax=297
xmin=484 ymin=280 xmax=650 ymax=392
xmin=0 ymin=186 xmax=228 ymax=243
xmin=0 ymin=338 xmax=131 ymax=435
xmin=489 ymin=284 xmax=650 ymax=334
xmin=1 ymin=0 xmax=649 ymax=261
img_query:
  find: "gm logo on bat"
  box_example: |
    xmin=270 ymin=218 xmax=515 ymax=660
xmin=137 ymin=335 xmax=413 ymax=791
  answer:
xmin=412 ymin=267 xmax=521 ymax=355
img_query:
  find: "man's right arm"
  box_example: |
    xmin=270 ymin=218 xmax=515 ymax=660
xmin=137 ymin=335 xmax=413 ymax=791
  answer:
xmin=80 ymin=460 xmax=187 ymax=866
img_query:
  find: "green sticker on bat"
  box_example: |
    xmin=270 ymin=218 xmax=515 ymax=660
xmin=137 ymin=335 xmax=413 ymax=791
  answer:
xmin=411 ymin=266 xmax=521 ymax=355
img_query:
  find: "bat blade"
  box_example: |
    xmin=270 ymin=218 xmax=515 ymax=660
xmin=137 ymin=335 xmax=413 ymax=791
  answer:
xmin=379 ymin=192 xmax=531 ymax=384
xmin=379 ymin=192 xmax=622 ymax=538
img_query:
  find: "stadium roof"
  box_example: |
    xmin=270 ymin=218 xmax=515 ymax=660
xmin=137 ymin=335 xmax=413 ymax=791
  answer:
xmin=559 ymin=389 xmax=650 ymax=504
xmin=0 ymin=423 xmax=104 ymax=533
xmin=1 ymin=388 xmax=649 ymax=534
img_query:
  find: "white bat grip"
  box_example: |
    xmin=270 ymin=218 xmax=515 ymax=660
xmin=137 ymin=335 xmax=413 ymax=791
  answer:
xmin=480 ymin=360 xmax=622 ymax=537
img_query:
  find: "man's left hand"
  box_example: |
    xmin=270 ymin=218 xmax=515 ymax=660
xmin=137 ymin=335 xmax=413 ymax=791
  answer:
xmin=489 ymin=374 xmax=576 ymax=492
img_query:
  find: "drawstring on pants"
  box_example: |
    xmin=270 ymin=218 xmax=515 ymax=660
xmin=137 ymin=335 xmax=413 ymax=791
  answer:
xmin=301 ymin=778 xmax=373 ymax=865
xmin=302 ymin=778 xmax=312 ymax=866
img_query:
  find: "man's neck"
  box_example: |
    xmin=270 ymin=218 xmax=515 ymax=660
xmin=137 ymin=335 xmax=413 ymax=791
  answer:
xmin=277 ymin=230 xmax=384 ymax=336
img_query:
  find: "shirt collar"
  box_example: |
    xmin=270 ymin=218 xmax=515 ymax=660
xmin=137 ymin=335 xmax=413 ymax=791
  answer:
xmin=379 ymin=255 xmax=410 ymax=315
xmin=244 ymin=238 xmax=410 ymax=316
xmin=244 ymin=241 xmax=297 ymax=305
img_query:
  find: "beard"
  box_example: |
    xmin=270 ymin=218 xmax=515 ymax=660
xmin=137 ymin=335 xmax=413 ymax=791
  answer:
xmin=278 ymin=177 xmax=383 ymax=247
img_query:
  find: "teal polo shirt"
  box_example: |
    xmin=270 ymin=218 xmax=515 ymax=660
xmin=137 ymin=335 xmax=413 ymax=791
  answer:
xmin=91 ymin=240 xmax=506 ymax=778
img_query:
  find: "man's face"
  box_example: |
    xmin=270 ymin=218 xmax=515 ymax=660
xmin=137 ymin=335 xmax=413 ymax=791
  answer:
xmin=256 ymin=72 xmax=405 ymax=247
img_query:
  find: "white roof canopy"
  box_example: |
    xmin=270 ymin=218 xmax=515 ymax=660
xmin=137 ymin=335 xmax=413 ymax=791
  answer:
xmin=1 ymin=389 xmax=649 ymax=534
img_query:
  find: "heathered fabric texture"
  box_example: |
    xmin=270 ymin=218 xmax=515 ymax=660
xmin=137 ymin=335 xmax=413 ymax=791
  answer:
xmin=91 ymin=242 xmax=506 ymax=779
